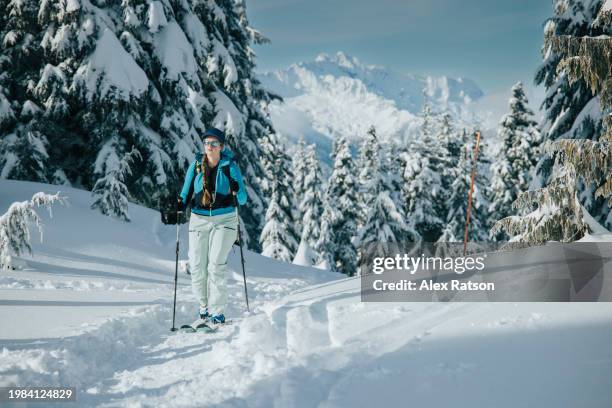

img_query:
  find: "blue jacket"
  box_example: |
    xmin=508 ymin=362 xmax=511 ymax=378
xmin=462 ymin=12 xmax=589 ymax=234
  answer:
xmin=180 ymin=149 xmax=247 ymax=216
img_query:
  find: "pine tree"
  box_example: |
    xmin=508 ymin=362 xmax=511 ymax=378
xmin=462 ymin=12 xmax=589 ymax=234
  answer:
xmin=314 ymin=138 xmax=341 ymax=269
xmin=497 ymin=0 xmax=611 ymax=244
xmin=403 ymin=103 xmax=446 ymax=241
xmin=439 ymin=112 xmax=462 ymax=160
xmin=299 ymin=143 xmax=324 ymax=253
xmin=439 ymin=139 xmax=490 ymax=242
xmin=472 ymin=129 xmax=494 ymax=240
xmin=293 ymin=144 xmax=324 ymax=266
xmin=436 ymin=111 xmax=462 ymax=225
xmin=0 ymin=0 xmax=52 ymax=182
xmin=491 ymin=165 xmax=588 ymax=246
xmin=317 ymin=136 xmax=359 ymax=275
xmin=292 ymin=136 xmax=308 ymax=229
xmin=385 ymin=140 xmax=418 ymax=240
xmin=357 ymin=136 xmax=416 ymax=258
xmin=546 ymin=2 xmax=611 ymax=211
xmin=91 ymin=145 xmax=141 ymax=222
xmin=389 ymin=139 xmax=407 ymax=205
xmin=259 ymin=132 xmax=300 ymax=255
xmin=489 ymin=82 xmax=542 ymax=240
xmin=356 ymin=126 xmax=379 ymax=227
xmin=420 ymin=100 xmax=436 ymax=138
xmin=314 ymin=201 xmax=337 ymax=270
xmin=1 ymin=128 xmax=50 ymax=182
xmin=533 ymin=0 xmax=609 ymax=229
xmin=260 ymin=167 xmax=298 ymax=262
xmin=0 ymin=87 xmax=14 ymax=132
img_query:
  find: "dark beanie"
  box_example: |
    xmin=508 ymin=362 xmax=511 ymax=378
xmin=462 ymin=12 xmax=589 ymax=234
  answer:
xmin=204 ymin=127 xmax=225 ymax=144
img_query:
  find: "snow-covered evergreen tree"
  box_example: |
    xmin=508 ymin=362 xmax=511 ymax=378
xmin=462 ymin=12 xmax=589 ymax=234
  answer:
xmin=439 ymin=138 xmax=490 ymax=242
xmin=317 ymin=136 xmax=359 ymax=275
xmin=292 ymin=136 xmax=308 ymax=229
xmin=259 ymin=132 xmax=299 ymax=255
xmin=472 ymin=129 xmax=493 ymax=239
xmin=435 ymin=111 xmax=463 ymax=225
xmin=420 ymin=100 xmax=436 ymax=138
xmin=491 ymin=164 xmax=589 ymax=246
xmin=91 ymin=145 xmax=141 ymax=222
xmin=497 ymin=0 xmax=611 ymax=245
xmin=535 ymin=0 xmax=604 ymax=170
xmin=313 ymin=201 xmax=337 ymax=271
xmin=314 ymin=138 xmax=339 ymax=270
xmin=533 ymin=0 xmax=609 ymax=229
xmin=0 ymin=0 xmax=52 ymax=182
xmin=384 ymin=140 xmax=418 ymax=239
xmin=0 ymin=191 xmax=66 ymax=269
xmin=389 ymin=139 xmax=408 ymax=204
xmin=546 ymin=2 xmax=611 ymax=211
xmin=403 ymin=102 xmax=446 ymax=241
xmin=357 ymin=136 xmax=417 ymax=257
xmin=489 ymin=82 xmax=541 ymax=240
xmin=356 ymin=126 xmax=379 ymax=227
xmin=438 ymin=112 xmax=462 ymax=162
xmin=1 ymin=129 xmax=50 ymax=182
xmin=260 ymin=166 xmax=298 ymax=262
xmin=0 ymin=0 xmax=276 ymax=250
xmin=298 ymin=143 xmax=324 ymax=257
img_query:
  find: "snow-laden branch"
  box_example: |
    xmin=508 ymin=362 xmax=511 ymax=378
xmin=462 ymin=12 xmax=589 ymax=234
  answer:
xmin=0 ymin=191 xmax=67 ymax=269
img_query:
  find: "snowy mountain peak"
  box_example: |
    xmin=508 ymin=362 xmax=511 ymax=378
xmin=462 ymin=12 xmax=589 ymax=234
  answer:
xmin=315 ymin=51 xmax=363 ymax=70
xmin=424 ymin=75 xmax=483 ymax=105
xmin=259 ymin=51 xmax=484 ymax=114
xmin=257 ymin=52 xmax=484 ymax=153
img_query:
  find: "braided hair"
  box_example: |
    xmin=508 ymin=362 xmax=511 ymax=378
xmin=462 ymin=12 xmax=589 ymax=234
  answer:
xmin=201 ymin=157 xmax=214 ymax=207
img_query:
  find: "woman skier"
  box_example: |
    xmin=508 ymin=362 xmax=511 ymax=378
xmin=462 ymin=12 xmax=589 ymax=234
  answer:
xmin=178 ymin=127 xmax=247 ymax=329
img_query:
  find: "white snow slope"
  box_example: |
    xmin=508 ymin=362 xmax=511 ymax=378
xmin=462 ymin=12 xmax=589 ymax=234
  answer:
xmin=1 ymin=179 xmax=612 ymax=408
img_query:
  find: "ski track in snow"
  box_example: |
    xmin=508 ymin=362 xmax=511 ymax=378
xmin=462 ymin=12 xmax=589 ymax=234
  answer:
xmin=0 ymin=273 xmax=325 ymax=407
xmin=4 ymin=272 xmax=612 ymax=408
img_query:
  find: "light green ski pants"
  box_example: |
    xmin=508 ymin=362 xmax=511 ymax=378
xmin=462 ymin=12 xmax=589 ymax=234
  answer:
xmin=188 ymin=211 xmax=238 ymax=316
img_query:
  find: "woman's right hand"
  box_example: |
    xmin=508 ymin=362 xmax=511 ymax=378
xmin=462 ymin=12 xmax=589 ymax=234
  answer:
xmin=229 ymin=178 xmax=239 ymax=193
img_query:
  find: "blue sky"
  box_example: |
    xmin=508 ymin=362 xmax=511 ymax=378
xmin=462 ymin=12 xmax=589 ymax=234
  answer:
xmin=247 ymin=0 xmax=552 ymax=96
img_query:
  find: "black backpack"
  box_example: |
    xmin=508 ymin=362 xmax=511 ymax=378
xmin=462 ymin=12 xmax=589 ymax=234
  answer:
xmin=184 ymin=153 xmax=238 ymax=208
xmin=161 ymin=154 xmax=237 ymax=225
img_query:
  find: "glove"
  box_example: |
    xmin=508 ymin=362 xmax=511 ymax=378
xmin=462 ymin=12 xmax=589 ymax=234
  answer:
xmin=229 ymin=178 xmax=239 ymax=193
xmin=177 ymin=196 xmax=185 ymax=211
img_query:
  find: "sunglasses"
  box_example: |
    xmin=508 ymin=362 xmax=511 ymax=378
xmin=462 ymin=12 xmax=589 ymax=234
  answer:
xmin=203 ymin=140 xmax=222 ymax=148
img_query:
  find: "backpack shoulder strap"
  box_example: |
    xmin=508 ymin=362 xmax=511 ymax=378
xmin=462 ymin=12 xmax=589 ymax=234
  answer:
xmin=221 ymin=151 xmax=237 ymax=180
xmin=186 ymin=153 xmax=204 ymax=205
xmin=222 ymin=162 xmax=231 ymax=180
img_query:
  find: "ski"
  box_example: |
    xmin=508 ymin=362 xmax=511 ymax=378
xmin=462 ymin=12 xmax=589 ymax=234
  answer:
xmin=178 ymin=319 xmax=233 ymax=333
xmin=179 ymin=322 xmax=217 ymax=333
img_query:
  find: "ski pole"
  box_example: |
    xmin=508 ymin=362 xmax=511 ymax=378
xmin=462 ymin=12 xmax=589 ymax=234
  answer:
xmin=170 ymin=198 xmax=181 ymax=331
xmin=233 ymin=194 xmax=250 ymax=312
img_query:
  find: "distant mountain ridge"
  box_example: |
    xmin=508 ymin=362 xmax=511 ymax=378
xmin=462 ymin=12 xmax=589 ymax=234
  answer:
xmin=257 ymin=51 xmax=484 ymax=152
xmin=260 ymin=52 xmax=483 ymax=112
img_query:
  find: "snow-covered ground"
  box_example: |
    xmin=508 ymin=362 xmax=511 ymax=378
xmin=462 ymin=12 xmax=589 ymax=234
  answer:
xmin=1 ymin=179 xmax=612 ymax=407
